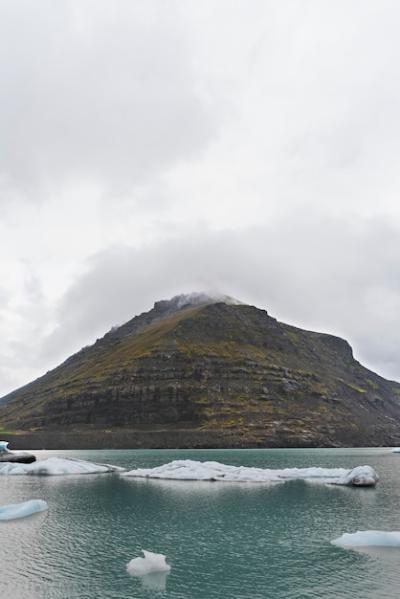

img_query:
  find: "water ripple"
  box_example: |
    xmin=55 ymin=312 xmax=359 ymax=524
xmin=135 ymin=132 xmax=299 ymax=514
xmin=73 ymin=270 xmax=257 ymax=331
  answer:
xmin=0 ymin=448 xmax=399 ymax=598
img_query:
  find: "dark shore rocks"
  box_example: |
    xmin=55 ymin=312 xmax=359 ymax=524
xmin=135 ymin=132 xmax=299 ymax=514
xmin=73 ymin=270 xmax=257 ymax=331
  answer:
xmin=0 ymin=451 xmax=36 ymax=463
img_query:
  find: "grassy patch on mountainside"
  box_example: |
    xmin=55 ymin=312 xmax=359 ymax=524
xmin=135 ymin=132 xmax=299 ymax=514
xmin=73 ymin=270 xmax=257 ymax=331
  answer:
xmin=1 ymin=300 xmax=400 ymax=447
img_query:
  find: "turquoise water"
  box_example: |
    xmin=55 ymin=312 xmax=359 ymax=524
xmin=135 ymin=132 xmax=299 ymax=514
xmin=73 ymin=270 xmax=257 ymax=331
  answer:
xmin=1 ymin=448 xmax=400 ymax=598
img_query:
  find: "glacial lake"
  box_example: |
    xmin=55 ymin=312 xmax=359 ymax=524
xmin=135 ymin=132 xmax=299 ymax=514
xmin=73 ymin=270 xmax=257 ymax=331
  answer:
xmin=1 ymin=448 xmax=400 ymax=599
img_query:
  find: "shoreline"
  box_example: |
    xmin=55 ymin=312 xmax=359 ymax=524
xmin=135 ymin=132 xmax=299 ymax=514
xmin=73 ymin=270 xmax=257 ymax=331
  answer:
xmin=2 ymin=429 xmax=396 ymax=450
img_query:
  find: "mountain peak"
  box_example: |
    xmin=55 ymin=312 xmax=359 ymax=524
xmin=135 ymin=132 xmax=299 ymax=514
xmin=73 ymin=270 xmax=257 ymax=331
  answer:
xmin=153 ymin=292 xmax=241 ymax=314
xmin=101 ymin=292 xmax=242 ymax=343
xmin=1 ymin=292 xmax=400 ymax=449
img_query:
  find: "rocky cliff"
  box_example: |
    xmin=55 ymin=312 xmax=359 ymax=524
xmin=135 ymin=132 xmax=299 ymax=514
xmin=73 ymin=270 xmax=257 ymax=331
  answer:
xmin=1 ymin=294 xmax=400 ymax=448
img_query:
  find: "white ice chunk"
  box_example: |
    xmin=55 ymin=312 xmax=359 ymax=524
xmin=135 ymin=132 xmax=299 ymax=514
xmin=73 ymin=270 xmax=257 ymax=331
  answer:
xmin=0 ymin=499 xmax=48 ymax=520
xmin=122 ymin=460 xmax=378 ymax=487
xmin=391 ymin=448 xmax=400 ymax=453
xmin=0 ymin=457 xmax=123 ymax=476
xmin=333 ymin=465 xmax=379 ymax=487
xmin=332 ymin=531 xmax=400 ymax=548
xmin=126 ymin=550 xmax=171 ymax=576
xmin=0 ymin=441 xmax=9 ymax=452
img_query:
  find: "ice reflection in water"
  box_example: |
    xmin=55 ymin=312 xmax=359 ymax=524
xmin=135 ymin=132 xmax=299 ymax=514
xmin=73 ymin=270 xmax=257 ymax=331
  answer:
xmin=140 ymin=571 xmax=169 ymax=592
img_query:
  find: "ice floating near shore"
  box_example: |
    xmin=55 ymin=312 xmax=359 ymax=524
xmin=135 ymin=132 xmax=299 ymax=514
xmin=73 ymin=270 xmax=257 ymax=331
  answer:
xmin=126 ymin=550 xmax=171 ymax=576
xmin=122 ymin=460 xmax=378 ymax=487
xmin=0 ymin=457 xmax=123 ymax=476
xmin=333 ymin=465 xmax=378 ymax=486
xmin=332 ymin=531 xmax=400 ymax=548
xmin=0 ymin=499 xmax=48 ymax=520
xmin=391 ymin=448 xmax=400 ymax=453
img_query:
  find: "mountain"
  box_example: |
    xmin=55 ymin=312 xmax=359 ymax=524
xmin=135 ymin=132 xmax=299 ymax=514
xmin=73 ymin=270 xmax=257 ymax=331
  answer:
xmin=1 ymin=293 xmax=400 ymax=448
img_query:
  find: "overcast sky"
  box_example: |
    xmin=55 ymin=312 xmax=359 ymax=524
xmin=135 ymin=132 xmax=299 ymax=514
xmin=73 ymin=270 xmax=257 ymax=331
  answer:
xmin=1 ymin=0 xmax=400 ymax=396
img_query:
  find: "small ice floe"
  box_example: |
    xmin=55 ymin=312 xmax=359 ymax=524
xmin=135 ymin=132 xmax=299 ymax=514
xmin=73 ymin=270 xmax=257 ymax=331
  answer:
xmin=122 ymin=460 xmax=379 ymax=487
xmin=0 ymin=457 xmax=123 ymax=476
xmin=332 ymin=531 xmax=400 ymax=549
xmin=126 ymin=550 xmax=171 ymax=577
xmin=391 ymin=448 xmax=400 ymax=453
xmin=332 ymin=465 xmax=378 ymax=487
xmin=0 ymin=499 xmax=48 ymax=521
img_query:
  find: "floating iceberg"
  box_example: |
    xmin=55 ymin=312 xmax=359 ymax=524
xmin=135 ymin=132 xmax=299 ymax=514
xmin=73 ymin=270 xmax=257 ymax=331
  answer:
xmin=332 ymin=531 xmax=400 ymax=548
xmin=0 ymin=499 xmax=48 ymax=521
xmin=332 ymin=465 xmax=378 ymax=486
xmin=126 ymin=550 xmax=171 ymax=576
xmin=0 ymin=457 xmax=123 ymax=476
xmin=391 ymin=448 xmax=400 ymax=453
xmin=122 ymin=460 xmax=378 ymax=487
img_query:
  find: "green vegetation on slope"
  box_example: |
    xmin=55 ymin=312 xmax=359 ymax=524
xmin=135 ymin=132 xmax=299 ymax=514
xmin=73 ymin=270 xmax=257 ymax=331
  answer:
xmin=1 ymin=299 xmax=400 ymax=447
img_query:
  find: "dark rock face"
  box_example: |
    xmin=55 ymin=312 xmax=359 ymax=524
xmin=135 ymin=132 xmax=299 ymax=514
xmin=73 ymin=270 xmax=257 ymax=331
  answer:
xmin=1 ymin=296 xmax=400 ymax=448
xmin=0 ymin=451 xmax=36 ymax=463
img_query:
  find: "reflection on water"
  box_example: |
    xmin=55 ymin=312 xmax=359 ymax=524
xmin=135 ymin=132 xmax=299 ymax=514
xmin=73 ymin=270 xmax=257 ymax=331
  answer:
xmin=125 ymin=476 xmax=279 ymax=495
xmin=139 ymin=571 xmax=169 ymax=592
xmin=0 ymin=448 xmax=400 ymax=598
xmin=340 ymin=545 xmax=400 ymax=559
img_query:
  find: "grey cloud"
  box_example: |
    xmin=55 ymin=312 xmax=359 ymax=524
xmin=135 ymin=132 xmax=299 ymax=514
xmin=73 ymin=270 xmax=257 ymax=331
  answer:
xmin=0 ymin=286 xmax=10 ymax=307
xmin=0 ymin=267 xmax=51 ymax=395
xmin=0 ymin=0 xmax=217 ymax=201
xmin=3 ymin=1 xmax=400 ymax=397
